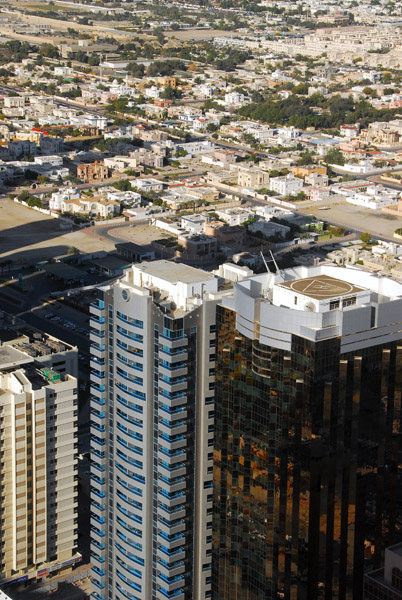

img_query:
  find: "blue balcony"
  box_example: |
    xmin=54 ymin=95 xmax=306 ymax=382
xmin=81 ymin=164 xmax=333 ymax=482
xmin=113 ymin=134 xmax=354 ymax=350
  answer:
xmin=91 ymin=578 xmax=105 ymax=591
xmin=158 ymin=530 xmax=185 ymax=543
xmin=116 ymin=557 xmax=142 ymax=580
xmin=117 ymin=435 xmax=143 ymax=455
xmin=91 ymin=499 xmax=105 ymax=511
xmin=116 ymin=396 xmax=143 ymax=416
xmin=159 ymin=489 xmax=185 ymax=501
xmin=159 ymin=461 xmax=186 ymax=472
xmin=91 ymin=342 xmax=105 ymax=352
xmin=160 ymin=404 xmax=186 ymax=416
xmin=91 ymin=408 xmax=105 ymax=419
xmin=160 ymin=418 xmax=186 ymax=429
xmin=158 ymin=558 xmax=184 ymax=570
xmin=91 ymin=447 xmax=105 ymax=459
xmin=115 ymin=462 xmax=145 ymax=485
xmin=115 ymin=542 xmax=145 ymax=566
xmin=117 ymin=338 xmax=143 ymax=357
xmin=116 ymin=489 xmax=142 ymax=511
xmin=117 ymin=354 xmax=143 ymax=372
xmin=116 ymin=516 xmax=142 ymax=539
xmin=91 ymin=486 xmax=105 ymax=499
xmin=159 ymin=503 xmax=186 ymax=515
xmin=116 ymin=476 xmax=142 ymax=497
xmin=160 ymin=346 xmax=187 ymax=357
xmin=160 ymin=432 xmax=186 ymax=444
xmin=91 ymin=565 xmax=105 ymax=577
xmin=159 ymin=474 xmax=185 ymax=486
xmin=160 ymin=389 xmax=186 ymax=401
xmin=116 ymin=382 xmax=145 ymax=401
xmin=117 ymin=422 xmax=143 ymax=441
xmin=91 ymin=525 xmax=105 ymax=538
xmin=159 ymin=447 xmax=186 ymax=458
xmin=117 ymin=367 xmax=143 ymax=386
xmin=158 ymin=545 xmax=185 ymax=557
xmin=158 ymin=572 xmax=184 ymax=585
xmin=117 ymin=503 xmax=142 ymax=525
xmin=90 ymin=300 xmax=104 ymax=310
xmin=91 ymin=396 xmax=106 ymax=408
xmin=90 ymin=473 xmax=105 ymax=485
xmin=116 ymin=582 xmax=141 ymax=600
xmin=91 ymin=591 xmax=104 ymax=600
xmin=157 ymin=587 xmax=185 ymax=599
xmin=116 ymin=571 xmax=142 ymax=593
xmin=116 ymin=530 xmax=142 ymax=552
xmin=160 ymin=360 xmax=186 ymax=371
xmin=91 ymin=538 xmax=105 ymax=550
xmin=160 ymin=375 xmax=187 ymax=385
xmin=91 ymin=356 xmax=105 ymax=367
xmin=91 ymin=512 xmax=105 ymax=525
xmin=90 ymin=329 xmax=105 ymax=339
xmin=91 ymin=551 xmax=105 ymax=564
xmin=91 ymin=370 xmax=105 ymax=380
xmin=90 ymin=316 xmax=105 ymax=325
xmin=116 ymin=312 xmax=143 ymax=328
xmin=117 ymin=325 xmax=143 ymax=343
xmin=116 ymin=448 xmax=142 ymax=469
xmin=91 ymin=382 xmax=106 ymax=393
xmin=91 ymin=462 xmax=106 ymax=474
xmin=91 ymin=422 xmax=105 ymax=434
xmin=158 ymin=516 xmax=185 ymax=529
xmin=91 ymin=434 xmax=105 ymax=446
xmin=161 ymin=329 xmax=185 ymax=341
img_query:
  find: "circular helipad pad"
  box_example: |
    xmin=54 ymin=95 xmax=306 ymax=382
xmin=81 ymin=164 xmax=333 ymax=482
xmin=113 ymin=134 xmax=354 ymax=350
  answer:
xmin=281 ymin=275 xmax=363 ymax=300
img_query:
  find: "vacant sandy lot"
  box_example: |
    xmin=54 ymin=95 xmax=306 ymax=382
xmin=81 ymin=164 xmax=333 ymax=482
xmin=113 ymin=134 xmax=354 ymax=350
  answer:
xmin=0 ymin=198 xmax=115 ymax=263
xmin=104 ymin=223 xmax=172 ymax=245
xmin=298 ymin=198 xmax=402 ymax=241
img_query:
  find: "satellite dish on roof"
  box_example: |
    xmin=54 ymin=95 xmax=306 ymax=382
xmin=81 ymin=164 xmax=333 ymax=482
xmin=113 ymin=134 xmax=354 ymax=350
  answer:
xmin=304 ymin=302 xmax=316 ymax=312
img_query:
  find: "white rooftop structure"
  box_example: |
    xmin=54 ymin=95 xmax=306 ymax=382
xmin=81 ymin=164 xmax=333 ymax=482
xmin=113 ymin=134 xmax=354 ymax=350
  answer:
xmin=223 ymin=264 xmax=402 ymax=353
xmin=124 ymin=260 xmax=219 ymax=311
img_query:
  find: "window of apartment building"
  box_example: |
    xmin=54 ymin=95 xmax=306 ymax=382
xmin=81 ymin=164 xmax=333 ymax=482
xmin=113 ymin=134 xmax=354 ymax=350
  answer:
xmin=343 ymin=296 xmax=357 ymax=307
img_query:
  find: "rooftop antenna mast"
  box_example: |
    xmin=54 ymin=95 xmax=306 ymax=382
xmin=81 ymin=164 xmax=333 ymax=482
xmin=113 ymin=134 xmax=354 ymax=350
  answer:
xmin=260 ymin=250 xmax=280 ymax=275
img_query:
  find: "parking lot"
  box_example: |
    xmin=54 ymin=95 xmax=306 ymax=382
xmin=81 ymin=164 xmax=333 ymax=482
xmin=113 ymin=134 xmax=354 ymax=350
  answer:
xmin=41 ymin=310 xmax=91 ymax=338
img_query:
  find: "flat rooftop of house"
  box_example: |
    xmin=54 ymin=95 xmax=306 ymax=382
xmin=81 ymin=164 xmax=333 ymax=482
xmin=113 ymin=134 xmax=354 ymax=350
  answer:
xmin=135 ymin=260 xmax=215 ymax=284
xmin=278 ymin=274 xmax=366 ymax=300
xmin=90 ymin=256 xmax=131 ymax=270
xmin=0 ymin=345 xmax=32 ymax=370
xmin=42 ymin=263 xmax=86 ymax=281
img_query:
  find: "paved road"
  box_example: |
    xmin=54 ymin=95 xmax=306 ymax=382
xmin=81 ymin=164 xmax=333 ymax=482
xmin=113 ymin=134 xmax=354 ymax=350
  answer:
xmin=0 ymin=84 xmax=104 ymax=117
xmin=367 ymin=175 xmax=402 ymax=191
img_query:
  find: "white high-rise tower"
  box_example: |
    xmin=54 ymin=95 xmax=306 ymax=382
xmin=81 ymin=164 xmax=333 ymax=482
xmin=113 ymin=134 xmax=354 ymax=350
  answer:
xmin=89 ymin=260 xmax=221 ymax=600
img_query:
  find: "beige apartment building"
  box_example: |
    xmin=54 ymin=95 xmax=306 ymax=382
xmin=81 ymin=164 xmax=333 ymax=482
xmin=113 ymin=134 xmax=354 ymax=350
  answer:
xmin=237 ymin=165 xmax=270 ymax=189
xmin=0 ymin=334 xmax=80 ymax=589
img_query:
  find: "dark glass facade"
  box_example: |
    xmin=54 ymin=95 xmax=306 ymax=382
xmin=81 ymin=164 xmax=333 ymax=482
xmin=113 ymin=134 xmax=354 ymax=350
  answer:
xmin=213 ymin=305 xmax=402 ymax=600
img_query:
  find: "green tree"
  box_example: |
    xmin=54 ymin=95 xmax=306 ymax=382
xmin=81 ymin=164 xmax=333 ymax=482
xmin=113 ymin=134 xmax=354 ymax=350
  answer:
xmin=175 ymin=147 xmax=188 ymax=158
xmin=17 ymin=190 xmax=31 ymax=202
xmin=359 ymin=232 xmax=372 ymax=244
xmin=323 ymin=148 xmax=344 ymax=165
xmin=161 ymin=84 xmax=181 ymax=100
xmin=113 ymin=180 xmax=132 ymax=191
xmin=127 ymin=63 xmax=145 ymax=78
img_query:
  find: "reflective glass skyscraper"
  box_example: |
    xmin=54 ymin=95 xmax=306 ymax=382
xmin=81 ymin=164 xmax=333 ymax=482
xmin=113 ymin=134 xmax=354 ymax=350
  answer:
xmin=213 ymin=265 xmax=402 ymax=600
xmin=89 ymin=260 xmax=222 ymax=600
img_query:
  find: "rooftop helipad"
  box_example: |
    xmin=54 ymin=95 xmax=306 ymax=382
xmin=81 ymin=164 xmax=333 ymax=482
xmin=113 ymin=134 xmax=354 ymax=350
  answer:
xmin=278 ymin=274 xmax=366 ymax=300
